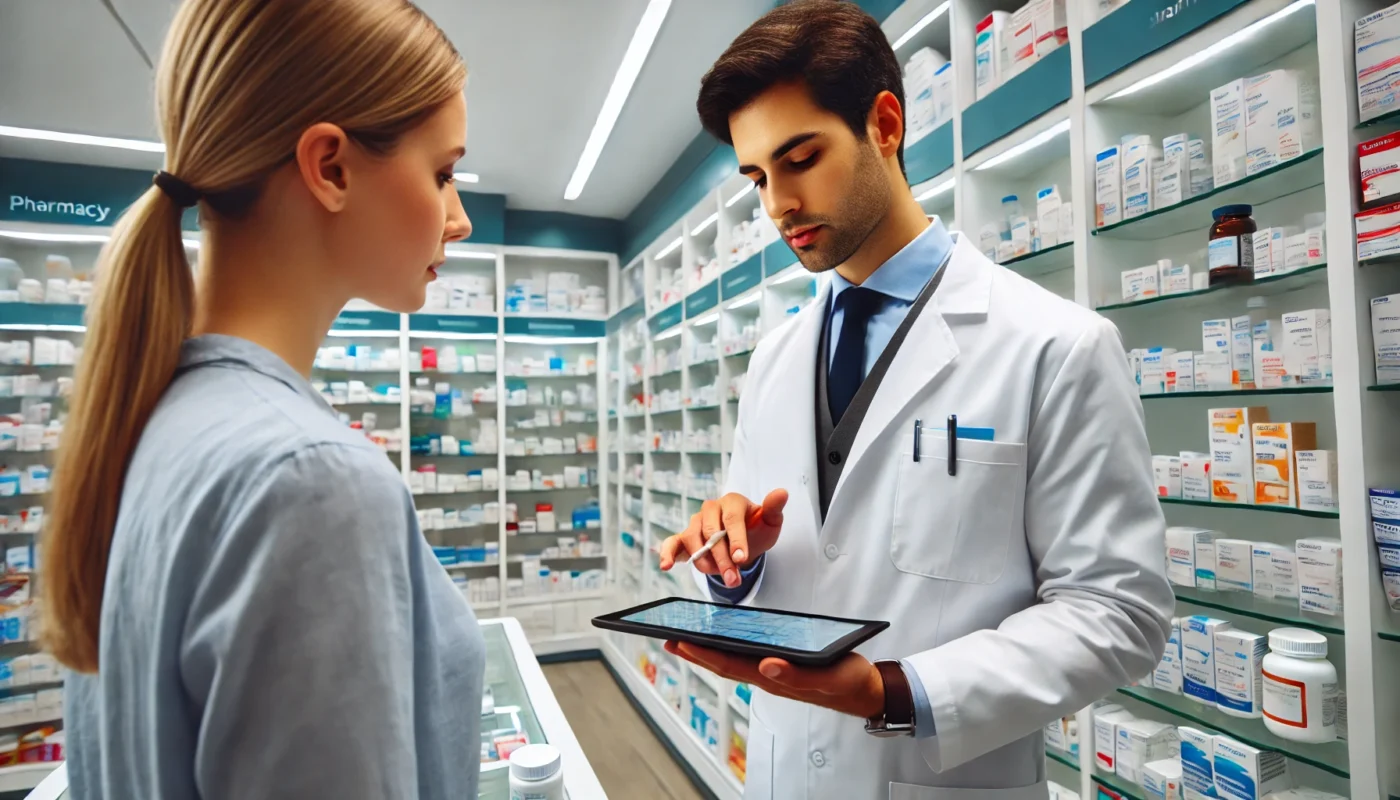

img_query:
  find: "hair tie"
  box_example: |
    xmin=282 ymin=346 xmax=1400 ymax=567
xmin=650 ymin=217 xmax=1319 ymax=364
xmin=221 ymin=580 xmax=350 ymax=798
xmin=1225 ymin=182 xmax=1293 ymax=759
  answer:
xmin=153 ymin=171 xmax=201 ymax=208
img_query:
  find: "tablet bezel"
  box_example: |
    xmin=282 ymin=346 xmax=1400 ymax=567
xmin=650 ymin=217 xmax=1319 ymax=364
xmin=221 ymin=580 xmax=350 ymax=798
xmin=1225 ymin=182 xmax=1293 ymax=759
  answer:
xmin=591 ymin=597 xmax=890 ymax=667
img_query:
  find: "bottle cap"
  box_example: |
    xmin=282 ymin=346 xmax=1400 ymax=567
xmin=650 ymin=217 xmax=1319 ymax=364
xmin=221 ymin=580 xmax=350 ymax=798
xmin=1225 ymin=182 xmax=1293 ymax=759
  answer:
xmin=1268 ymin=627 xmax=1329 ymax=658
xmin=510 ymin=743 xmax=562 ymax=782
xmin=1212 ymin=204 xmax=1253 ymax=219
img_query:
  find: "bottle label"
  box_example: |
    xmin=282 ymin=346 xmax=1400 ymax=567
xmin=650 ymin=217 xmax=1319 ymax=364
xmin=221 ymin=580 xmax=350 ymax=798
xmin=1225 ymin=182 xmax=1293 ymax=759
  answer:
xmin=1209 ymin=234 xmax=1256 ymax=271
xmin=1262 ymin=669 xmax=1306 ymax=726
xmin=511 ymin=789 xmax=555 ymax=800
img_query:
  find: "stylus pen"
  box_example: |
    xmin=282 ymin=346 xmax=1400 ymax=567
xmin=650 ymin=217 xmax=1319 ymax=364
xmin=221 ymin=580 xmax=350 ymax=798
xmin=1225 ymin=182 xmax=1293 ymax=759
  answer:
xmin=680 ymin=508 xmax=765 ymax=563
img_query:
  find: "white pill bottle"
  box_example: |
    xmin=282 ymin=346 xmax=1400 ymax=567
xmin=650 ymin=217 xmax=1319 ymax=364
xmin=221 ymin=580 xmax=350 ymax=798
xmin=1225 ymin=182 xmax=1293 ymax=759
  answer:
xmin=1261 ymin=628 xmax=1337 ymax=743
xmin=510 ymin=743 xmax=565 ymax=800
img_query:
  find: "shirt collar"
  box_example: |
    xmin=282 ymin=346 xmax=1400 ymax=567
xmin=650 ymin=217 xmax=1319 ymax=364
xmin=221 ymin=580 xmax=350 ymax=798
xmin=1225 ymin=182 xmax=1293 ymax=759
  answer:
xmin=829 ymin=216 xmax=954 ymax=304
xmin=179 ymin=334 xmax=330 ymax=410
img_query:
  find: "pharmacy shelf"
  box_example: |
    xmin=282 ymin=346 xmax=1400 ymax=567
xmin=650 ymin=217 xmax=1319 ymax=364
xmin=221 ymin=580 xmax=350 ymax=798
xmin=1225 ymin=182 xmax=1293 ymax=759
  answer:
xmin=1379 ymin=631 xmax=1400 ymax=644
xmin=0 ymin=762 xmax=59 ymax=793
xmin=507 ymin=452 xmax=596 ymax=459
xmin=1158 ymin=497 xmax=1339 ymax=519
xmin=687 ymin=661 xmax=723 ymax=694
xmin=1093 ymin=149 xmax=1324 ymax=241
xmin=649 ymin=489 xmax=684 ymax=499
xmin=1368 ymin=384 xmax=1400 ymax=392
xmin=1357 ymin=107 xmax=1400 ymax=129
xmin=1115 ymin=686 xmax=1349 ymax=778
xmin=1172 ymin=586 xmax=1344 ymax=636
xmin=651 ymin=408 xmax=683 ymax=417
xmin=503 ymin=371 xmax=598 ymax=379
xmin=1045 ymin=747 xmax=1079 ymax=772
xmin=507 ymin=591 xmax=606 ymax=608
xmin=1139 ymin=386 xmax=1334 ymax=400
xmin=1093 ymin=772 xmax=1146 ymax=800
xmin=999 ymin=242 xmax=1074 ymax=278
xmin=1096 ymin=264 xmax=1329 ymax=313
xmin=727 ymin=693 xmax=749 ymax=718
xmin=687 ymin=403 xmax=722 ymax=412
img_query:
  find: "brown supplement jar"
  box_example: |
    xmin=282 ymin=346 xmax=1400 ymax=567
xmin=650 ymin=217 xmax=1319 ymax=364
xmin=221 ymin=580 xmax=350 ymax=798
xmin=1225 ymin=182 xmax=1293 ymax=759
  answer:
xmin=1208 ymin=204 xmax=1256 ymax=286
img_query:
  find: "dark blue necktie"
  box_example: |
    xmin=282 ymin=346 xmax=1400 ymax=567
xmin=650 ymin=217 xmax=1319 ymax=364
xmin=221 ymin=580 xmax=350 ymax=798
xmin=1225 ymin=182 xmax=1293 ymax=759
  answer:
xmin=828 ymin=286 xmax=885 ymax=425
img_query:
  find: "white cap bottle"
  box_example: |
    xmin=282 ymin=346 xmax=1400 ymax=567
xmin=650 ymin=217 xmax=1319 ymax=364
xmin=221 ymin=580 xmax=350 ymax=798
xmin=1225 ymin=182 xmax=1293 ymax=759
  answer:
xmin=509 ymin=743 xmax=564 ymax=800
xmin=1261 ymin=627 xmax=1337 ymax=743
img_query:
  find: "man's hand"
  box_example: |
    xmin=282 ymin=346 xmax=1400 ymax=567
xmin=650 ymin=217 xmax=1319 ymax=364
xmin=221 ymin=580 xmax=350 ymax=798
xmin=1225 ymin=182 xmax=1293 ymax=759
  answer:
xmin=664 ymin=640 xmax=885 ymax=719
xmin=658 ymin=489 xmax=788 ymax=588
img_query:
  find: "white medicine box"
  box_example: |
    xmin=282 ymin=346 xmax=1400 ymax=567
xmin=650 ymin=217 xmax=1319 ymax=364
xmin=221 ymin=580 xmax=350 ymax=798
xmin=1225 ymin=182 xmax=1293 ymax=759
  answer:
xmin=1360 ymin=133 xmax=1400 ymax=208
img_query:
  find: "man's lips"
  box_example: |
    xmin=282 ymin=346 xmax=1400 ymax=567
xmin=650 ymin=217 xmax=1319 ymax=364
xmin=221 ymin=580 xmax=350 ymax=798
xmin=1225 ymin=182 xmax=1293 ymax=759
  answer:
xmin=786 ymin=225 xmax=823 ymax=248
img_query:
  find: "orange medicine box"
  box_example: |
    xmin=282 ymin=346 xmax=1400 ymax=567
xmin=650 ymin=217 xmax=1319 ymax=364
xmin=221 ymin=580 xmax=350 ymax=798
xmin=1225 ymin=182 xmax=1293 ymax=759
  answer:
xmin=1252 ymin=422 xmax=1317 ymax=507
xmin=1209 ymin=407 xmax=1270 ymax=504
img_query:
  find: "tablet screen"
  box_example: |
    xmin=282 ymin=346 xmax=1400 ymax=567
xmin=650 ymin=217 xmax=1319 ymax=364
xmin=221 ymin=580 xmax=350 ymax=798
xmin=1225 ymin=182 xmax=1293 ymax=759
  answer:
xmin=622 ymin=600 xmax=864 ymax=653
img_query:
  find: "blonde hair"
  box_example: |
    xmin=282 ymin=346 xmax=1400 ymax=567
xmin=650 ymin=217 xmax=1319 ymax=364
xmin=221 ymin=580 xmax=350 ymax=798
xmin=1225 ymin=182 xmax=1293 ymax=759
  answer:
xmin=43 ymin=0 xmax=466 ymax=672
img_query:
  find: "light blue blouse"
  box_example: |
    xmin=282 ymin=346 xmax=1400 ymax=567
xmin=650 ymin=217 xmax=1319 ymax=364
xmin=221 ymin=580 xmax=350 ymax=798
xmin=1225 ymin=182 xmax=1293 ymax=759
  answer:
xmin=65 ymin=334 xmax=484 ymax=800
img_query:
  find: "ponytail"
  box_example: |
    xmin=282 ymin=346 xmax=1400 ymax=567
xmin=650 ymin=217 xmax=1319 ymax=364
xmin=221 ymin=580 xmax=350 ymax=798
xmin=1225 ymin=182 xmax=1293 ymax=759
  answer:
xmin=41 ymin=188 xmax=194 ymax=672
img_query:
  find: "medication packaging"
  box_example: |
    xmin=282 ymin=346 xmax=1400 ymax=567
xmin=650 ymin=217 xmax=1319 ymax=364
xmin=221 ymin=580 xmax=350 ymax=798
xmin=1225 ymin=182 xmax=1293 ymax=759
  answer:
xmin=1179 ymin=726 xmax=1217 ymax=799
xmin=1245 ymin=70 xmax=1319 ymax=175
xmin=1143 ymin=759 xmax=1184 ymax=800
xmin=1214 ymin=629 xmax=1268 ymax=718
xmin=1123 ymin=136 xmax=1160 ymax=220
xmin=1210 ymin=407 xmax=1270 ymax=504
xmin=1295 ymin=538 xmax=1343 ymax=616
xmin=1190 ymin=139 xmax=1214 ymax=196
xmin=1163 ymin=262 xmax=1192 ymax=294
xmin=974 ymin=12 xmax=1009 ymax=100
xmin=1232 ymin=316 xmax=1254 ymax=386
xmin=1214 ymin=539 xmax=1254 ymax=592
xmin=1157 ymin=133 xmax=1190 ymax=208
xmin=1121 ymin=264 xmax=1159 ymax=301
xmin=1154 ymin=455 xmax=1182 ymax=498
xmin=1095 ymin=146 xmax=1122 ymax=227
xmin=1281 ymin=309 xmax=1331 ymax=382
xmin=1360 ymin=133 xmax=1400 ymax=208
xmin=1166 ymin=527 xmax=1214 ymax=587
xmin=1253 ymin=422 xmax=1317 ymax=507
xmin=1196 ymin=352 xmax=1235 ymax=392
xmin=1357 ymin=200 xmax=1400 ymax=262
xmin=1251 ymin=543 xmax=1289 ymax=600
xmin=1270 ymin=548 xmax=1300 ymax=600
xmin=1093 ymin=705 xmax=1135 ymax=772
xmin=1181 ymin=452 xmax=1211 ymax=500
xmin=1213 ymin=80 xmax=1247 ymax=185
xmin=1294 ymin=450 xmax=1338 ymax=512
xmin=1115 ymin=720 xmax=1179 ymax=784
xmin=1168 ymin=351 xmax=1196 ymax=393
xmin=1140 ymin=347 xmax=1176 ymax=395
xmin=1036 ymin=185 xmax=1063 ymax=248
xmin=1262 ymin=627 xmax=1339 ymax=746
xmin=1356 ymin=3 xmax=1400 ymax=123
xmin=1213 ymin=735 xmax=1291 ymax=800
xmin=1183 ymin=615 xmax=1232 ymax=704
xmin=1030 ymin=0 xmax=1068 ymax=58
xmin=1152 ymin=617 xmax=1184 ymax=694
xmin=1373 ymin=294 xmax=1400 ymax=383
xmin=1006 ymin=6 xmax=1038 ymax=79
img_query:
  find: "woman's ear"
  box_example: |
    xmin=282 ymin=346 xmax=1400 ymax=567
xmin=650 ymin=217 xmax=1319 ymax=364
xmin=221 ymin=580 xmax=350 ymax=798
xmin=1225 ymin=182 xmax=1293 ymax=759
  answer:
xmin=295 ymin=122 xmax=352 ymax=212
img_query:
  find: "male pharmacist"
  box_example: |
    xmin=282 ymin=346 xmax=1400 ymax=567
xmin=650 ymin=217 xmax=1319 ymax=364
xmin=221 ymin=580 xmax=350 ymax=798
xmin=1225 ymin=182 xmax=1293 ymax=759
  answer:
xmin=657 ymin=3 xmax=1173 ymax=798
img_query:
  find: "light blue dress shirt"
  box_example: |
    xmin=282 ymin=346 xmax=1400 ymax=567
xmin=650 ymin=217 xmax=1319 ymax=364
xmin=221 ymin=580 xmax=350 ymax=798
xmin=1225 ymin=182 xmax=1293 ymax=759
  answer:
xmin=65 ymin=334 xmax=486 ymax=800
xmin=711 ymin=219 xmax=953 ymax=737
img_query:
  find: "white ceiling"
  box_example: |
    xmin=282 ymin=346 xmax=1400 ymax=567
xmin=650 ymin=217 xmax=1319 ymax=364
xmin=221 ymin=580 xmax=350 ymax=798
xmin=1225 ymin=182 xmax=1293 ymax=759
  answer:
xmin=0 ymin=0 xmax=770 ymax=219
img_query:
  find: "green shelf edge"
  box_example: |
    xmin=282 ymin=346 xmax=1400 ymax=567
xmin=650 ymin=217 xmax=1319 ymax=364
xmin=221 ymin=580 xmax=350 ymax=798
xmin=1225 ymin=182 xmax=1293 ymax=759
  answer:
xmin=999 ymin=241 xmax=1073 ymax=269
xmin=649 ymin=489 xmax=684 ymax=499
xmin=1369 ymin=384 xmax=1400 ymax=392
xmin=1044 ymin=748 xmax=1079 ymax=772
xmin=1092 ymin=149 xmax=1324 ymax=237
xmin=1141 ymin=385 xmax=1333 ymax=400
xmin=1380 ymin=631 xmax=1400 ymax=643
xmin=1093 ymin=773 xmax=1146 ymax=800
xmin=1159 ymin=497 xmax=1339 ymax=519
xmin=1115 ymin=687 xmax=1349 ymax=778
xmin=1096 ymin=264 xmax=1328 ymax=312
xmin=1172 ymin=588 xmax=1345 ymax=636
xmin=1357 ymin=106 xmax=1400 ymax=129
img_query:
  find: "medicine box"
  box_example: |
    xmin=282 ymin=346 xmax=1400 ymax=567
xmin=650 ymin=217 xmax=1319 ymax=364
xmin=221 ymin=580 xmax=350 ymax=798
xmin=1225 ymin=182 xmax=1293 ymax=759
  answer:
xmin=1213 ymin=735 xmax=1291 ymax=800
xmin=1190 ymin=138 xmax=1214 ymax=196
xmin=1093 ymin=706 xmax=1135 ymax=772
xmin=1156 ymin=134 xmax=1190 ymax=208
xmin=1271 ymin=549 xmax=1300 ymax=600
xmin=1252 ymin=227 xmax=1275 ymax=277
xmin=1142 ymin=759 xmax=1184 ymax=800
xmin=1245 ymin=70 xmax=1319 ymax=175
xmin=1163 ymin=262 xmax=1192 ymax=294
xmin=1140 ymin=347 xmax=1176 ymax=395
xmin=1095 ymin=146 xmax=1122 ymax=227
xmin=1195 ymin=351 xmax=1234 ymax=392
xmin=1374 ymin=295 xmax=1400 ymax=380
xmin=1166 ymin=526 xmax=1214 ymax=587
xmin=1123 ymin=138 xmax=1159 ymax=221
xmin=1214 ymin=629 xmax=1267 ymax=718
xmin=1374 ymin=487 xmax=1400 ymax=521
xmin=1180 ymin=452 xmax=1211 ymax=500
xmin=1360 ymin=133 xmax=1400 ymax=208
xmin=1154 ymin=455 xmax=1182 ymax=498
xmin=1167 ymin=351 xmax=1196 ymax=393
xmin=1232 ymin=316 xmax=1253 ymax=386
xmin=1116 ymin=720 xmax=1179 ymax=785
xmin=1179 ymin=726 xmax=1217 ymax=797
xmin=1214 ymin=538 xmax=1254 ymax=592
xmin=974 ymin=12 xmax=1010 ymax=100
xmin=1152 ymin=617 xmax=1184 ymax=694
xmin=1210 ymin=407 xmax=1270 ymax=504
xmin=1030 ymin=0 xmax=1068 ymax=58
xmin=1213 ymin=80 xmax=1247 ymax=185
xmin=1356 ymin=3 xmax=1400 ymax=123
xmin=1295 ymin=449 xmax=1338 ymax=513
xmin=1357 ymin=201 xmax=1400 ymax=262
xmin=1006 ymin=5 xmax=1038 ymax=80
xmin=1036 ymin=185 xmax=1062 ymax=248
xmin=1252 ymin=421 xmax=1317 ymax=507
xmin=1122 ymin=264 xmax=1160 ymax=301
xmin=1251 ymin=542 xmax=1288 ymax=600
xmin=1296 ymin=538 xmax=1344 ymax=616
xmin=1183 ymin=615 xmax=1232 ymax=704
xmin=1284 ymin=233 xmax=1309 ymax=270
xmin=1283 ymin=308 xmax=1332 ymax=382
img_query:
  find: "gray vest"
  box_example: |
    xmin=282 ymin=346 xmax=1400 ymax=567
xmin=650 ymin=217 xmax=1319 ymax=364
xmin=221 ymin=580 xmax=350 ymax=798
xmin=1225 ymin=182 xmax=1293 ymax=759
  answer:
xmin=815 ymin=261 xmax=947 ymax=519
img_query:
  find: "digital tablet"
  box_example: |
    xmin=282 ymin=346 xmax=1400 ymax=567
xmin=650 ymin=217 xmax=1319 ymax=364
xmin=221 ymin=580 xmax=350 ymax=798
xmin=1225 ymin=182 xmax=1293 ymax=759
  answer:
xmin=592 ymin=598 xmax=889 ymax=667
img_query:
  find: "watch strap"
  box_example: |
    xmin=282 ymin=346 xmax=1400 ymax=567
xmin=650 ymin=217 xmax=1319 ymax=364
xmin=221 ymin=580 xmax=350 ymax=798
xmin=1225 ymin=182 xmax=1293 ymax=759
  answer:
xmin=871 ymin=660 xmax=915 ymax=729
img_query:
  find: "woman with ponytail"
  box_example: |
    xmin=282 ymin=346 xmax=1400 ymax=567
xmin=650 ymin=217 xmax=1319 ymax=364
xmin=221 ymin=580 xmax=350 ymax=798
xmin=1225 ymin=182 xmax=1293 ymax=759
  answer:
xmin=44 ymin=2 xmax=484 ymax=797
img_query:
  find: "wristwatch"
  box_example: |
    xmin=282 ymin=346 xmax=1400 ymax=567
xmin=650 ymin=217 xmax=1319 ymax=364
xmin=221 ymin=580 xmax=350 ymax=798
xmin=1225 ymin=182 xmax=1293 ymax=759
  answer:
xmin=864 ymin=660 xmax=916 ymax=737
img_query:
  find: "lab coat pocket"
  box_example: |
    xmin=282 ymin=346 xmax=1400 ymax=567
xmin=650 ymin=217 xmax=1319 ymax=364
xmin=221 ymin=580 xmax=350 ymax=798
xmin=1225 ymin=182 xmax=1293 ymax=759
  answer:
xmin=890 ymin=437 xmax=1025 ymax=584
xmin=744 ymin=705 xmax=776 ymax=800
xmin=889 ymin=782 xmax=1047 ymax=800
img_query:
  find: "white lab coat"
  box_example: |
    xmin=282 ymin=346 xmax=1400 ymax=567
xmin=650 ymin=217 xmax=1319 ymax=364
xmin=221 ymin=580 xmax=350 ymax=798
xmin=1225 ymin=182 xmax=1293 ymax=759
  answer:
xmin=696 ymin=233 xmax=1173 ymax=800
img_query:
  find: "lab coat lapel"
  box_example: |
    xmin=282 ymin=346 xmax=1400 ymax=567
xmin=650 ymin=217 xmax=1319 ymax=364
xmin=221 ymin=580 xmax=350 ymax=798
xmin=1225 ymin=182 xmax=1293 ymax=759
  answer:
xmin=832 ymin=234 xmax=991 ymax=503
xmin=771 ymin=281 xmax=829 ymax=529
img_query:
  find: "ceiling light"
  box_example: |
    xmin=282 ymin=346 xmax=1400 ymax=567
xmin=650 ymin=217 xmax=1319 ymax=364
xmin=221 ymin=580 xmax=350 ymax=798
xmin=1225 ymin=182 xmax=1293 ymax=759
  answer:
xmin=182 ymin=238 xmax=200 ymax=250
xmin=0 ymin=323 xmax=87 ymax=332
xmin=563 ymin=0 xmax=672 ymax=200
xmin=915 ymin=178 xmax=955 ymax=202
xmin=0 ymin=125 xmax=165 ymax=153
xmin=445 ymin=248 xmax=497 ymax=260
xmin=326 ymin=329 xmax=400 ymax=338
xmin=454 ymin=172 xmax=480 ymax=184
xmin=1105 ymin=0 xmax=1314 ymax=101
xmin=891 ymin=2 xmax=950 ymax=50
xmin=0 ymin=230 xmax=109 ymax=244
xmin=725 ymin=183 xmax=756 ymax=207
xmin=692 ymin=212 xmax=719 ymax=235
xmin=655 ymin=235 xmax=683 ymax=259
xmin=689 ymin=312 xmax=719 ymax=327
xmin=654 ymin=326 xmax=683 ymax=341
xmin=973 ymin=119 xmax=1072 ymax=171
xmin=726 ymin=293 xmax=761 ymax=310
xmin=771 ymin=267 xmax=814 ymax=285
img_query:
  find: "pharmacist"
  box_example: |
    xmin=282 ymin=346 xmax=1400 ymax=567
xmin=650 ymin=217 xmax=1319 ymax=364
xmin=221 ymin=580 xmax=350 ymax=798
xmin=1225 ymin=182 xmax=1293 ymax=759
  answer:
xmin=657 ymin=4 xmax=1174 ymax=799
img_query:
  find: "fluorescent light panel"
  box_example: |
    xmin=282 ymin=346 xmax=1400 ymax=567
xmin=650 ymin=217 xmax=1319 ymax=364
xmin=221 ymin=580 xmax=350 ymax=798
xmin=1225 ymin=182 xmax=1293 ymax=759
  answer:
xmin=503 ymin=335 xmax=600 ymax=345
xmin=689 ymin=312 xmax=719 ymax=327
xmin=563 ymin=0 xmax=672 ymax=200
xmin=0 ymin=324 xmax=86 ymax=332
xmin=0 ymin=230 xmax=199 ymax=249
xmin=915 ymin=178 xmax=955 ymax=202
xmin=0 ymin=125 xmax=164 ymax=153
xmin=445 ymin=248 xmax=497 ymax=260
xmin=327 ymin=329 xmax=400 ymax=338
xmin=772 ymin=267 xmax=814 ymax=285
xmin=891 ymin=2 xmax=950 ymax=50
xmin=726 ymin=293 xmax=761 ymax=310
xmin=973 ymin=119 xmax=1072 ymax=171
xmin=654 ymin=326 xmax=683 ymax=341
xmin=691 ymin=212 xmax=719 ymax=235
xmin=454 ymin=172 xmax=480 ymax=184
xmin=655 ymin=235 xmax=683 ymax=259
xmin=725 ymin=182 xmax=756 ymax=207
xmin=1105 ymin=0 xmax=1315 ymax=101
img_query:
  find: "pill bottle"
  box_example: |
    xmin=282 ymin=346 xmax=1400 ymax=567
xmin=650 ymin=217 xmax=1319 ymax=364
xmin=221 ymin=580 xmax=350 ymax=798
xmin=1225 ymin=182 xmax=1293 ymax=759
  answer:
xmin=1261 ymin=627 xmax=1337 ymax=743
xmin=1208 ymin=204 xmax=1257 ymax=286
xmin=509 ymin=743 xmax=565 ymax=800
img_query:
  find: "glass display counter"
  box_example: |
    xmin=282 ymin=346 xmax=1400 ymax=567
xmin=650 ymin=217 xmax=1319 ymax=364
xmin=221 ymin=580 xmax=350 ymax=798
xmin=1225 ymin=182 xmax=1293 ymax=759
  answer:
xmin=23 ymin=617 xmax=606 ymax=800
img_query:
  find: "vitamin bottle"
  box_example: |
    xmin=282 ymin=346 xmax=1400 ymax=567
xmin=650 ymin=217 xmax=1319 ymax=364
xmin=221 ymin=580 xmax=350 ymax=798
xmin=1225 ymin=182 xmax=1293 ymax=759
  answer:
xmin=1208 ymin=204 xmax=1257 ymax=286
xmin=509 ymin=743 xmax=565 ymax=800
xmin=1261 ymin=628 xmax=1337 ymax=743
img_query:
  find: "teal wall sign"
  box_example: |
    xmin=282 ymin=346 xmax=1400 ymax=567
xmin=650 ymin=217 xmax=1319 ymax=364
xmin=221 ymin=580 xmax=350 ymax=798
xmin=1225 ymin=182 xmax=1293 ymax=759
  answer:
xmin=504 ymin=316 xmax=606 ymax=338
xmin=762 ymin=239 xmax=797 ymax=278
xmin=685 ymin=280 xmax=719 ymax=317
xmin=408 ymin=313 xmax=498 ymax=335
xmin=1083 ymin=0 xmax=1252 ymax=87
xmin=648 ymin=302 xmax=683 ymax=336
xmin=962 ymin=46 xmax=1072 ymax=157
xmin=505 ymin=209 xmax=622 ymax=254
xmin=607 ymin=299 xmax=645 ymax=334
xmin=1 ymin=158 xmax=199 ymax=231
xmin=905 ymin=122 xmax=954 ymax=185
xmin=721 ymin=254 xmax=763 ymax=300
xmin=0 ymin=302 xmax=86 ymax=328
xmin=330 ymin=310 xmax=400 ymax=332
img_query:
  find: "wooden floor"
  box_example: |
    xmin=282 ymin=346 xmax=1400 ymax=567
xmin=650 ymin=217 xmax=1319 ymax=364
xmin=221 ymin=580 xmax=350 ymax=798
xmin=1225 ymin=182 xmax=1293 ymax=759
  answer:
xmin=543 ymin=660 xmax=707 ymax=800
